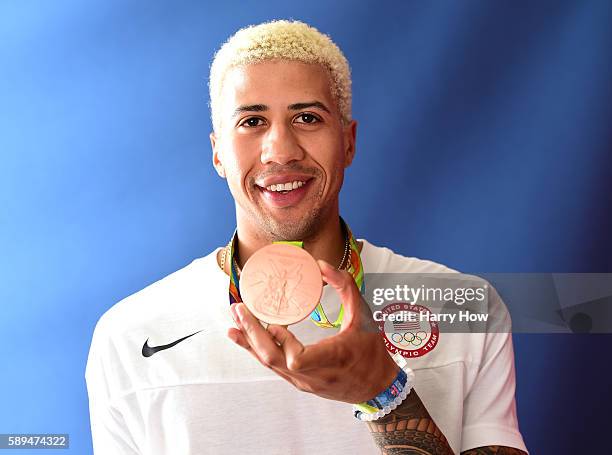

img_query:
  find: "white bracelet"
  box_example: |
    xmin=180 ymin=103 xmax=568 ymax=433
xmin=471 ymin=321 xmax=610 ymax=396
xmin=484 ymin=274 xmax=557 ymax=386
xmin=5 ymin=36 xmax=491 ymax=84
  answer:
xmin=353 ymin=353 xmax=415 ymax=422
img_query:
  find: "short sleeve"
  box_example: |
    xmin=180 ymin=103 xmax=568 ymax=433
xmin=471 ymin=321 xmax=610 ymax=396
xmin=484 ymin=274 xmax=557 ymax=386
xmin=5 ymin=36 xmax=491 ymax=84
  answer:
xmin=85 ymin=321 xmax=141 ymax=455
xmin=460 ymin=289 xmax=529 ymax=453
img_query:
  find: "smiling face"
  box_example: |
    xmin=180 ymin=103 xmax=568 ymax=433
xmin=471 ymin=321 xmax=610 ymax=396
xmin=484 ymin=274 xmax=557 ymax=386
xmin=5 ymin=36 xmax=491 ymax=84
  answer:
xmin=210 ymin=60 xmax=356 ymax=241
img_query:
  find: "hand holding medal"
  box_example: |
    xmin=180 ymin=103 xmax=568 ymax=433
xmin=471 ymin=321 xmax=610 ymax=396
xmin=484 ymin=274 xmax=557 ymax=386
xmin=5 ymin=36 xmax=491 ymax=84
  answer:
xmin=226 ymin=224 xmax=401 ymax=405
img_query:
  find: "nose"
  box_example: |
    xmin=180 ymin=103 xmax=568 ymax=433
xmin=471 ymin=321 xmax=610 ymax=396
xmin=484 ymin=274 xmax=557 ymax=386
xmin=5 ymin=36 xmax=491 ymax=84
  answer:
xmin=260 ymin=123 xmax=305 ymax=165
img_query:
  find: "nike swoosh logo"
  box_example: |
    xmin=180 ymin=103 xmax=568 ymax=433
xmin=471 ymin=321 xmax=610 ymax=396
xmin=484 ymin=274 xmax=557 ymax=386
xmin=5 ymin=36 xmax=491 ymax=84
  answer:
xmin=142 ymin=330 xmax=203 ymax=358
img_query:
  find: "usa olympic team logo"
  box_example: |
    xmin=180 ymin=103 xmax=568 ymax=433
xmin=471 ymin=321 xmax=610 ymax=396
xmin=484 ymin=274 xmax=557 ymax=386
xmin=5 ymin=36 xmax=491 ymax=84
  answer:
xmin=376 ymin=303 xmax=439 ymax=358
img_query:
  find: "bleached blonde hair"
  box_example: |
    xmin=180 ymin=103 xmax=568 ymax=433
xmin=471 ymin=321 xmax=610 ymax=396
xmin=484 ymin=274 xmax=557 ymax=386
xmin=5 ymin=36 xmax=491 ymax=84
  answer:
xmin=209 ymin=20 xmax=352 ymax=131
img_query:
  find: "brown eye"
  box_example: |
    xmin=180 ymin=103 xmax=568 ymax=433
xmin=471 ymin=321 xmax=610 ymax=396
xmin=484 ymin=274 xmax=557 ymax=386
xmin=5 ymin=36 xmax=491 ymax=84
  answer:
xmin=241 ymin=117 xmax=264 ymax=127
xmin=295 ymin=113 xmax=320 ymax=124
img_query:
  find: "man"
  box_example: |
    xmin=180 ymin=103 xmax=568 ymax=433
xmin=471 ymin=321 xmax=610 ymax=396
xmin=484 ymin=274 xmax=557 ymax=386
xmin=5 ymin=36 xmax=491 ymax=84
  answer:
xmin=86 ymin=20 xmax=528 ymax=454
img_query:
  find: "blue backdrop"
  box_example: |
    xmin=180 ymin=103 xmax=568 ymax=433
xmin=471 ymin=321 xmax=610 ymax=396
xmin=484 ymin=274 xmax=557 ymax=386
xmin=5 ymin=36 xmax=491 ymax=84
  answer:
xmin=1 ymin=1 xmax=611 ymax=454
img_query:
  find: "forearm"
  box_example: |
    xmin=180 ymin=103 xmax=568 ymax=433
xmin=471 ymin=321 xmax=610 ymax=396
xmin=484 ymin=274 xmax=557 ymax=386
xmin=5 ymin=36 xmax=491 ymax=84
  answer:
xmin=366 ymin=388 xmax=454 ymax=455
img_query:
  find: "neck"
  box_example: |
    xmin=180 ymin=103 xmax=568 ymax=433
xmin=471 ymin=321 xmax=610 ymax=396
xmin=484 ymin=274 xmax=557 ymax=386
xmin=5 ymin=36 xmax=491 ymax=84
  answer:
xmin=234 ymin=212 xmax=346 ymax=270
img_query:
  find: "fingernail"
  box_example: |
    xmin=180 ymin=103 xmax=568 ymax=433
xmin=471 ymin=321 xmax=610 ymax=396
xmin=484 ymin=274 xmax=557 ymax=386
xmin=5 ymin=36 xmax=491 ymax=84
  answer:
xmin=317 ymin=259 xmax=331 ymax=271
xmin=235 ymin=303 xmax=244 ymax=321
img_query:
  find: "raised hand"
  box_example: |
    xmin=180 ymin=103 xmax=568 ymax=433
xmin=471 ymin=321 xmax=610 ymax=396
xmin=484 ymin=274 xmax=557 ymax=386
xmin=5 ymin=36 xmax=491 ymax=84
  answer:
xmin=227 ymin=259 xmax=399 ymax=403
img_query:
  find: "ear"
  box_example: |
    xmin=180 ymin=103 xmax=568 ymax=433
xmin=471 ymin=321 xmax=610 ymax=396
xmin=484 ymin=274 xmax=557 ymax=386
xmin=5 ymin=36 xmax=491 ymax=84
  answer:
xmin=343 ymin=120 xmax=357 ymax=168
xmin=210 ymin=132 xmax=226 ymax=178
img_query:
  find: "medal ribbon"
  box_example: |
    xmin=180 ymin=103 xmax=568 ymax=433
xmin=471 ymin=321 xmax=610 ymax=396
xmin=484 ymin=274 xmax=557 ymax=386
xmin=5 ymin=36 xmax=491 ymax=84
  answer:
xmin=227 ymin=218 xmax=364 ymax=328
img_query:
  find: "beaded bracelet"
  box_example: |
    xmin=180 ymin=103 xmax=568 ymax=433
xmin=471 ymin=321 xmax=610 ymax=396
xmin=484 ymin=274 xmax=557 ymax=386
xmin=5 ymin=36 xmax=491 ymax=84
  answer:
xmin=353 ymin=353 xmax=415 ymax=422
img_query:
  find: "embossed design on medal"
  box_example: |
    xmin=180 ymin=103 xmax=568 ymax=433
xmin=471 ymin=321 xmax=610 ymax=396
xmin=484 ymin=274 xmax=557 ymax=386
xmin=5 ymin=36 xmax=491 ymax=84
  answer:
xmin=254 ymin=261 xmax=304 ymax=317
xmin=240 ymin=244 xmax=322 ymax=325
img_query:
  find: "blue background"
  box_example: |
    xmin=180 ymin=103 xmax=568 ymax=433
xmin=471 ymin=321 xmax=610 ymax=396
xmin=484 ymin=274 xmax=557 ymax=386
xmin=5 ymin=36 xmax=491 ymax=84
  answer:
xmin=1 ymin=1 xmax=611 ymax=453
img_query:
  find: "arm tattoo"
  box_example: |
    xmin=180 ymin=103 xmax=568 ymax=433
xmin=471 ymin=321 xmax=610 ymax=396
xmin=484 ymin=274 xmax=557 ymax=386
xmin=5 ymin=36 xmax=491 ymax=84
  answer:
xmin=461 ymin=447 xmax=527 ymax=455
xmin=366 ymin=388 xmax=454 ymax=455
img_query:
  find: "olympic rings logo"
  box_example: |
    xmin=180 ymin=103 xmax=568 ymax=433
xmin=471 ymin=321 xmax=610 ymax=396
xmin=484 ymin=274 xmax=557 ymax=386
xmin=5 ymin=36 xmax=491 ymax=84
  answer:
xmin=390 ymin=331 xmax=428 ymax=347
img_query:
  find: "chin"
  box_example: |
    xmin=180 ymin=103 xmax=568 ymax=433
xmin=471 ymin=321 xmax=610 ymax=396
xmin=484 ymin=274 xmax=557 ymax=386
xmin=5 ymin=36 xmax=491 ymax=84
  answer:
xmin=260 ymin=211 xmax=322 ymax=241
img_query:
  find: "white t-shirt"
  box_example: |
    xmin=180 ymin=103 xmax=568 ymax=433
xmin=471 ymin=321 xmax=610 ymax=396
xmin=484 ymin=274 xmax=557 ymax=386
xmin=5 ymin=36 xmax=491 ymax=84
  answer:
xmin=86 ymin=239 xmax=528 ymax=454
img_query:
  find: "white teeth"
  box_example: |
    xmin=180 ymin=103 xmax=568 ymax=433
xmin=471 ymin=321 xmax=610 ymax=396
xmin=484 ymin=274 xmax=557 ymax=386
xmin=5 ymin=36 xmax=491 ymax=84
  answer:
xmin=265 ymin=180 xmax=306 ymax=192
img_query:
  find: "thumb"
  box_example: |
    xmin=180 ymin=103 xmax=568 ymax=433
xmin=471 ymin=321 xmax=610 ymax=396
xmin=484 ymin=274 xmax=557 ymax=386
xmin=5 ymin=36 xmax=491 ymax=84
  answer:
xmin=317 ymin=259 xmax=363 ymax=331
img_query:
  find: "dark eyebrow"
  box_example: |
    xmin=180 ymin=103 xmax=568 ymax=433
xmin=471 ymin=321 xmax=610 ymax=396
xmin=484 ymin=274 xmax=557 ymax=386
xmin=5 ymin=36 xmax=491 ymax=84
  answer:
xmin=288 ymin=101 xmax=330 ymax=113
xmin=231 ymin=101 xmax=330 ymax=118
xmin=232 ymin=104 xmax=268 ymax=118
